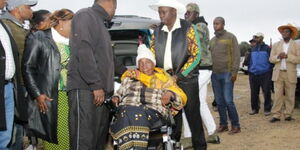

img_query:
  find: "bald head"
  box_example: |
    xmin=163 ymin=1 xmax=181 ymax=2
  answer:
xmin=95 ymin=0 xmax=117 ymax=20
xmin=213 ymin=16 xmax=225 ymax=31
xmin=214 ymin=17 xmax=225 ymax=25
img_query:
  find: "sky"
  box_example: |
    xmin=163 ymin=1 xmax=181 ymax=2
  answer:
xmin=34 ymin=0 xmax=300 ymax=44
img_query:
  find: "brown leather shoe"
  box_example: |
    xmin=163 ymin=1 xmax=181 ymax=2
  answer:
xmin=217 ymin=126 xmax=228 ymax=133
xmin=228 ymin=127 xmax=241 ymax=135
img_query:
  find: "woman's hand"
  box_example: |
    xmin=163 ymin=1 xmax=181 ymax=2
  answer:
xmin=126 ymin=69 xmax=140 ymax=78
xmin=36 ymin=94 xmax=53 ymax=113
xmin=161 ymin=91 xmax=174 ymax=107
xmin=112 ymin=96 xmax=120 ymax=106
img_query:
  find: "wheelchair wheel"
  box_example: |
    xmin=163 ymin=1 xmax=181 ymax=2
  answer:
xmin=164 ymin=141 xmax=174 ymax=150
xmin=174 ymin=142 xmax=183 ymax=150
xmin=155 ymin=143 xmax=163 ymax=150
xmin=163 ymin=141 xmax=183 ymax=150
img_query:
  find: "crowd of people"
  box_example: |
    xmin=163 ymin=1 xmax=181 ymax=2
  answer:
xmin=0 ymin=0 xmax=299 ymax=150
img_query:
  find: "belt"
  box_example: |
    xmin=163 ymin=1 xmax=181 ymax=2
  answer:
xmin=4 ymin=79 xmax=12 ymax=84
xmin=280 ymin=70 xmax=287 ymax=72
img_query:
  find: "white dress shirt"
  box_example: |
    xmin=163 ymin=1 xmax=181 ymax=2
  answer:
xmin=0 ymin=23 xmax=15 ymax=80
xmin=161 ymin=18 xmax=181 ymax=71
xmin=280 ymin=41 xmax=290 ymax=70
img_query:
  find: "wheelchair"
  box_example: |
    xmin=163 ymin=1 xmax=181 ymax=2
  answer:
xmin=106 ymin=99 xmax=183 ymax=150
xmin=146 ymin=110 xmax=183 ymax=150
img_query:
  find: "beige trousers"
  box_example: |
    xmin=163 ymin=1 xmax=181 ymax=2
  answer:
xmin=272 ymin=71 xmax=296 ymax=118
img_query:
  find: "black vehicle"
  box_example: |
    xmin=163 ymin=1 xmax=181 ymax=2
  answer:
xmin=109 ymin=15 xmax=159 ymax=87
xmin=110 ymin=15 xmax=159 ymax=68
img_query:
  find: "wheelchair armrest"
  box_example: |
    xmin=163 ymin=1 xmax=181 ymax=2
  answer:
xmin=150 ymin=119 xmax=165 ymax=131
xmin=160 ymin=125 xmax=168 ymax=133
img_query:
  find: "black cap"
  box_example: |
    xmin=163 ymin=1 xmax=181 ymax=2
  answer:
xmin=249 ymin=39 xmax=256 ymax=43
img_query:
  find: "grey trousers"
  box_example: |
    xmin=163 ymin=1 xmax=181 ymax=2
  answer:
xmin=68 ymin=90 xmax=110 ymax=150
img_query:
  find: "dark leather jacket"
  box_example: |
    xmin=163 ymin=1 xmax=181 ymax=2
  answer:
xmin=22 ymin=29 xmax=60 ymax=143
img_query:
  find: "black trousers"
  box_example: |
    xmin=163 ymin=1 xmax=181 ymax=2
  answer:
xmin=68 ymin=90 xmax=110 ymax=150
xmin=175 ymin=76 xmax=207 ymax=150
xmin=249 ymin=71 xmax=272 ymax=112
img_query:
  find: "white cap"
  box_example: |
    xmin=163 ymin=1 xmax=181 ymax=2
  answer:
xmin=136 ymin=44 xmax=156 ymax=66
xmin=254 ymin=32 xmax=264 ymax=38
xmin=6 ymin=0 xmax=37 ymax=11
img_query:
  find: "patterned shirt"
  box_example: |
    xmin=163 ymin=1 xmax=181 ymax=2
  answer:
xmin=52 ymin=28 xmax=70 ymax=91
xmin=195 ymin=22 xmax=212 ymax=67
xmin=0 ymin=23 xmax=15 ymax=80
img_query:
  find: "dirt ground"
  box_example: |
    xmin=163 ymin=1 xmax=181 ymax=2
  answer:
xmin=29 ymin=73 xmax=300 ymax=150
xmin=198 ymin=73 xmax=300 ymax=150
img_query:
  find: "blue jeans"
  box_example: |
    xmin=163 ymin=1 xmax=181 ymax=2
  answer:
xmin=0 ymin=83 xmax=14 ymax=150
xmin=211 ymin=72 xmax=240 ymax=127
xmin=9 ymin=86 xmax=27 ymax=150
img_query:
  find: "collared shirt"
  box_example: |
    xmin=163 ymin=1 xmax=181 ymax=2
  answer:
xmin=0 ymin=23 xmax=15 ymax=80
xmin=161 ymin=18 xmax=181 ymax=70
xmin=280 ymin=41 xmax=290 ymax=70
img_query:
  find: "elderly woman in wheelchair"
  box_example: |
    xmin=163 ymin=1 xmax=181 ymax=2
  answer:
xmin=110 ymin=45 xmax=187 ymax=150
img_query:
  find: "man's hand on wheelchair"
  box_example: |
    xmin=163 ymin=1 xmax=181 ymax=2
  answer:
xmin=112 ymin=96 xmax=120 ymax=107
xmin=161 ymin=91 xmax=174 ymax=107
xmin=93 ymin=89 xmax=105 ymax=106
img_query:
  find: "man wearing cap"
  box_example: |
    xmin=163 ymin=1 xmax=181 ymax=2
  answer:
xmin=149 ymin=0 xmax=206 ymax=149
xmin=185 ymin=3 xmax=208 ymax=25
xmin=0 ymin=0 xmax=24 ymax=149
xmin=0 ymin=0 xmax=36 ymax=149
xmin=184 ymin=2 xmax=220 ymax=144
xmin=247 ymin=33 xmax=272 ymax=116
xmin=243 ymin=38 xmax=257 ymax=68
xmin=269 ymin=24 xmax=300 ymax=123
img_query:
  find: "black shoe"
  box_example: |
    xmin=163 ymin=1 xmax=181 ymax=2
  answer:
xmin=269 ymin=117 xmax=280 ymax=123
xmin=285 ymin=117 xmax=295 ymax=121
xmin=206 ymin=133 xmax=221 ymax=144
xmin=249 ymin=110 xmax=258 ymax=115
